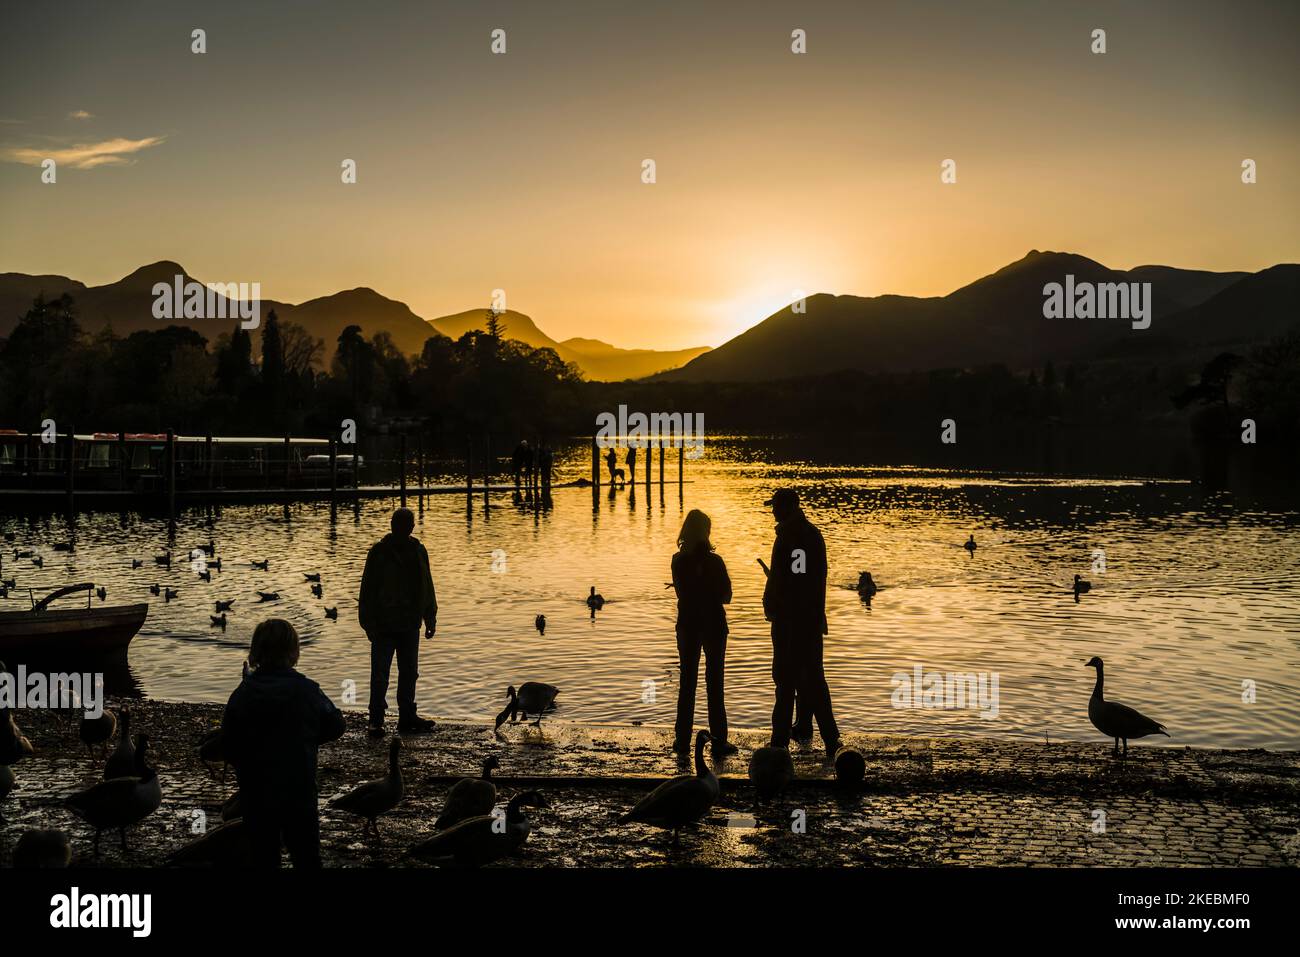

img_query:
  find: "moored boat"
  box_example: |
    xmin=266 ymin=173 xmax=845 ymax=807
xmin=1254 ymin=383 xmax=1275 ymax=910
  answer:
xmin=0 ymin=584 xmax=147 ymax=660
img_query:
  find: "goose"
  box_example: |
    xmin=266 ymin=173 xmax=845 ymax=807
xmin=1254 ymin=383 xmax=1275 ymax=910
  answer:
xmin=622 ymin=730 xmax=719 ymax=843
xmin=250 ymin=559 xmax=269 ymax=571
xmin=494 ymin=683 xmax=560 ymax=730
xmin=834 ymin=746 xmax=866 ymax=787
xmin=164 ymin=587 xmax=179 ymax=601
xmin=586 ymin=586 xmax=605 ymax=611
xmin=95 ymin=586 xmax=107 ymax=602
xmin=748 ymin=745 xmax=795 ymax=802
xmin=210 ymin=613 xmax=227 ymax=629
xmin=149 ymin=583 xmax=161 ymax=596
xmin=1085 ymin=657 xmax=1169 ymax=757
xmin=534 ymin=614 xmax=546 ymax=635
xmin=103 ymin=709 xmax=135 ymax=780
xmin=12 ymin=829 xmax=72 ymax=868
xmin=408 ymin=790 xmax=549 ymax=868
xmin=197 ymin=569 xmax=211 ymax=583
xmin=66 ymin=733 xmax=162 ymax=855
xmin=329 ymin=738 xmax=403 ymax=837
xmin=1073 ymin=574 xmax=1092 ymax=600
xmin=303 ymin=573 xmax=321 ymax=583
xmin=310 ymin=582 xmax=323 ymax=599
xmin=964 ymin=534 xmax=977 ymax=555
xmin=154 ymin=552 xmax=172 ymax=568
xmin=0 ymin=763 xmax=14 ymax=821
xmin=256 ymin=591 xmax=279 ymax=602
xmin=30 ymin=556 xmax=43 ymax=568
xmin=435 ymin=756 xmax=500 ymax=829
xmin=131 ymin=559 xmax=143 ymax=569
xmin=214 ymin=599 xmax=234 ymax=613
xmin=79 ymin=706 xmax=117 ymax=759
xmin=324 ymin=607 xmax=338 ymax=620
xmin=0 ymin=708 xmax=35 ymax=764
xmin=167 ymin=818 xmax=253 ymax=867
xmin=856 ymin=572 xmax=878 ymax=599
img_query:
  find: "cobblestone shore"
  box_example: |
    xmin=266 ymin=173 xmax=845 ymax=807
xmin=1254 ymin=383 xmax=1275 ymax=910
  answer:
xmin=2 ymin=698 xmax=1296 ymax=868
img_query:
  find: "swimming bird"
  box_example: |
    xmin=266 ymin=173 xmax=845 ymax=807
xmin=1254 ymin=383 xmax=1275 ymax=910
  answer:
xmin=30 ymin=556 xmax=43 ymax=568
xmin=310 ymin=582 xmax=323 ymax=599
xmin=964 ymin=534 xmax=977 ymax=556
xmin=131 ymin=559 xmax=143 ymax=569
xmin=66 ymin=733 xmax=162 ymax=856
xmin=214 ymin=599 xmax=234 ymax=613
xmin=256 ymin=591 xmax=279 ymax=602
xmin=198 ymin=569 xmax=211 ymax=583
xmin=199 ymin=540 xmax=216 ymax=558
xmin=1 ymin=576 xmax=14 ymax=588
xmin=209 ymin=558 xmax=222 ymax=572
xmin=164 ymin=587 xmax=179 ymax=601
xmin=329 ymin=737 xmax=404 ymax=837
xmin=12 ymin=829 xmax=72 ymax=868
xmin=250 ymin=559 xmax=269 ymax=571
xmin=95 ymin=586 xmax=107 ymax=601
xmin=79 ymin=707 xmax=117 ymax=760
xmin=1085 ymin=657 xmax=1169 ymax=757
xmin=856 ymin=572 xmax=878 ymax=599
xmin=586 ymin=586 xmax=605 ymax=612
xmin=167 ymin=818 xmax=253 ymax=867
xmin=1073 ymin=574 xmax=1092 ymax=600
xmin=834 ymin=746 xmax=866 ymax=787
xmin=53 ymin=542 xmax=73 ymax=552
xmin=149 ymin=583 xmax=161 ymax=596
xmin=0 ymin=763 xmax=14 ymax=821
xmin=534 ymin=614 xmax=546 ymax=635
xmin=154 ymin=552 xmax=171 ymax=568
xmin=494 ymin=683 xmax=560 ymax=730
xmin=408 ymin=790 xmax=549 ymax=868
xmin=303 ymin=573 xmax=321 ymax=583
xmin=435 ymin=756 xmax=500 ymax=830
xmin=324 ymin=607 xmax=338 ymax=620
xmin=103 ymin=709 xmax=136 ymax=780
xmin=748 ymin=745 xmax=795 ymax=802
xmin=210 ymin=613 xmax=227 ymax=629
xmin=13 ymin=549 xmax=32 ymax=558
xmin=622 ymin=730 xmax=719 ymax=843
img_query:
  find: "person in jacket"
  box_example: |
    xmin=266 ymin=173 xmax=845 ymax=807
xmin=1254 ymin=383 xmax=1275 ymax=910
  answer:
xmin=358 ymin=507 xmax=438 ymax=737
xmin=221 ymin=618 xmax=346 ymax=868
xmin=762 ymin=488 xmax=841 ymax=755
xmin=670 ymin=509 xmax=739 ymax=756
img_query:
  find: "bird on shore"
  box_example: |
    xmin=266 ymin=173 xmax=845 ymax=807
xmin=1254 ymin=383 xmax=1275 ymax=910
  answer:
xmin=1085 ymin=657 xmax=1169 ymax=757
xmin=79 ymin=706 xmax=117 ymax=760
xmin=408 ymin=790 xmax=549 ymax=868
xmin=256 ymin=591 xmax=279 ymax=602
xmin=214 ymin=599 xmax=234 ymax=613
xmin=250 ymin=559 xmax=269 ymax=571
xmin=435 ymin=756 xmax=500 ymax=830
xmin=167 ymin=818 xmax=252 ymax=867
xmin=12 ymin=829 xmax=72 ymax=868
xmin=104 ymin=709 xmax=136 ymax=780
xmin=534 ymin=614 xmax=546 ymax=635
xmin=622 ymin=729 xmax=719 ymax=844
xmin=324 ymin=607 xmax=338 ymax=620
xmin=66 ymin=734 xmax=162 ymax=856
xmin=329 ymin=738 xmax=404 ymax=838
xmin=856 ymin=572 xmax=878 ymax=599
xmin=310 ymin=582 xmax=323 ymax=599
xmin=834 ymin=746 xmax=866 ymax=787
xmin=964 ymin=534 xmax=977 ymax=556
xmin=303 ymin=572 xmax=321 ymax=583
xmin=164 ymin=587 xmax=179 ymax=601
xmin=748 ymin=745 xmax=795 ymax=802
xmin=586 ymin=587 xmax=605 ymax=612
xmin=1073 ymin=575 xmax=1092 ymax=601
xmin=494 ymin=683 xmax=560 ymax=730
xmin=95 ymin=586 xmax=107 ymax=601
xmin=210 ymin=613 xmax=227 ymax=629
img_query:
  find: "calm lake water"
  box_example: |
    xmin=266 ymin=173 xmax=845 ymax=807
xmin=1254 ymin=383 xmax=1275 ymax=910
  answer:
xmin=4 ymin=437 xmax=1298 ymax=749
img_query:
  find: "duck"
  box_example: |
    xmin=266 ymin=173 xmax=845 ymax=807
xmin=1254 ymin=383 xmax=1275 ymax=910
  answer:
xmin=310 ymin=582 xmax=323 ymax=599
xmin=79 ymin=706 xmax=117 ymax=759
xmin=0 ymin=763 xmax=14 ymax=821
xmin=210 ymin=613 xmax=227 ymax=629
xmin=748 ymin=745 xmax=795 ymax=802
xmin=149 ymin=583 xmax=161 ymax=596
xmin=95 ymin=586 xmax=107 ymax=602
xmin=256 ymin=591 xmax=279 ymax=602
xmin=250 ymin=559 xmax=269 ymax=571
xmin=328 ymin=737 xmax=403 ymax=837
xmin=13 ymin=549 xmax=32 ymax=558
xmin=167 ymin=818 xmax=253 ymax=867
xmin=164 ymin=587 xmax=179 ymax=601
xmin=154 ymin=552 xmax=172 ymax=568
xmin=303 ymin=572 xmax=321 ymax=583
xmin=30 ymin=555 xmax=43 ymax=568
xmin=534 ymin=614 xmax=546 ymax=635
xmin=66 ymin=733 xmax=162 ymax=855
xmin=12 ymin=829 xmax=72 ymax=868
xmin=214 ymin=599 xmax=234 ymax=613
xmin=103 ymin=708 xmax=136 ymax=780
xmin=834 ymin=746 xmax=866 ymax=787
xmin=199 ymin=540 xmax=216 ymax=558
xmin=52 ymin=542 xmax=74 ymax=552
xmin=1085 ymin=657 xmax=1169 ymax=757
xmin=197 ymin=569 xmax=211 ymax=583
xmin=494 ymin=682 xmax=560 ymax=730
xmin=586 ymin=586 xmax=605 ymax=612
xmin=324 ymin=607 xmax=338 ymax=620
xmin=435 ymin=756 xmax=501 ymax=829
xmin=1073 ymin=574 xmax=1092 ymax=600
xmin=856 ymin=572 xmax=878 ymax=599
xmin=209 ymin=558 xmax=222 ymax=572
xmin=964 ymin=534 xmax=977 ymax=555
xmin=131 ymin=559 xmax=144 ymax=569
xmin=408 ymin=790 xmax=549 ymax=868
xmin=622 ymin=730 xmax=719 ymax=843
xmin=1 ymin=576 xmax=15 ymax=588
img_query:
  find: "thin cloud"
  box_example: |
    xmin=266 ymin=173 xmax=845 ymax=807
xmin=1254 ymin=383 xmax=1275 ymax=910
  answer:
xmin=2 ymin=135 xmax=165 ymax=169
xmin=68 ymin=110 xmax=94 ymax=120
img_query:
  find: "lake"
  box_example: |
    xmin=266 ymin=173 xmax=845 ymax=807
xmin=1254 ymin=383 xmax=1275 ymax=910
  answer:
xmin=3 ymin=437 xmax=1298 ymax=749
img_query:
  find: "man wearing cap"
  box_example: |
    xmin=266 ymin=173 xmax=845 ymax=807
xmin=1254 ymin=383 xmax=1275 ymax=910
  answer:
xmin=762 ymin=488 xmax=841 ymax=755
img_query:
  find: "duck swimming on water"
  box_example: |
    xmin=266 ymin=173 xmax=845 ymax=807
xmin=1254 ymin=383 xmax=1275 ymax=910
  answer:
xmin=964 ymin=534 xmax=977 ymax=556
xmin=1085 ymin=657 xmax=1168 ymax=757
xmin=1073 ymin=575 xmax=1091 ymax=601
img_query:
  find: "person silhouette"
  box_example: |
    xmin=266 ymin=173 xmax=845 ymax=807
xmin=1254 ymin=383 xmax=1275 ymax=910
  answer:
xmin=358 ymin=508 xmax=438 ymax=737
xmin=605 ymin=447 xmax=618 ymax=485
xmin=762 ymin=488 xmax=840 ymax=755
xmin=670 ymin=510 xmax=738 ymax=757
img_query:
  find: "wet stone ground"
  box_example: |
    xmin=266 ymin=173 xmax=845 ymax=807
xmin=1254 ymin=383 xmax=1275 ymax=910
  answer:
xmin=2 ymin=698 xmax=1297 ymax=868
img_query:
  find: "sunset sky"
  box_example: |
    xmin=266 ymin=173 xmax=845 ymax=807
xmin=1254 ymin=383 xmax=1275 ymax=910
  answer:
xmin=1 ymin=0 xmax=1297 ymax=350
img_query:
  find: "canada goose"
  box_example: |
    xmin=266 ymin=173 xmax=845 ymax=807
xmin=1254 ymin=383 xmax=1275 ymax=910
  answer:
xmin=435 ymin=756 xmax=501 ymax=829
xmin=210 ymin=613 xmax=227 ymax=629
xmin=622 ymin=730 xmax=719 ymax=843
xmin=149 ymin=583 xmax=161 ymax=596
xmin=1073 ymin=575 xmax=1092 ymax=600
xmin=324 ymin=607 xmax=338 ymax=620
xmin=95 ymin=586 xmax=107 ymax=601
xmin=214 ymin=599 xmax=234 ymax=613
xmin=303 ymin=572 xmax=321 ymax=582
xmin=164 ymin=587 xmax=179 ymax=601
xmin=834 ymin=746 xmax=866 ymax=787
xmin=30 ymin=556 xmax=43 ymax=568
xmin=0 ymin=763 xmax=14 ymax=820
xmin=586 ymin=587 xmax=605 ymax=611
xmin=131 ymin=559 xmax=143 ymax=569
xmin=79 ymin=707 xmax=117 ymax=759
xmin=311 ymin=583 xmax=323 ymax=599
xmin=1085 ymin=657 xmax=1169 ymax=756
xmin=964 ymin=534 xmax=977 ymax=555
xmin=0 ymin=709 xmax=35 ymax=764
xmin=329 ymin=737 xmax=403 ymax=837
xmin=167 ymin=818 xmax=253 ymax=867
xmin=494 ymin=683 xmax=560 ymax=730
xmin=748 ymin=745 xmax=795 ymax=802
xmin=250 ymin=559 xmax=269 ymax=571
xmin=154 ymin=553 xmax=171 ymax=567
xmin=408 ymin=789 xmax=549 ymax=867
xmin=198 ymin=569 xmax=211 ymax=583
xmin=256 ymin=591 xmax=279 ymax=602
xmin=534 ymin=614 xmax=546 ymax=635
xmin=12 ymin=829 xmax=72 ymax=868
xmin=856 ymin=572 xmax=878 ymax=598
xmin=66 ymin=733 xmax=162 ymax=855
xmin=103 ymin=709 xmax=135 ymax=780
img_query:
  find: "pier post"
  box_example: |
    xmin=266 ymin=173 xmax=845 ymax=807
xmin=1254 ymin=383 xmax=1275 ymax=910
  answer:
xmin=65 ymin=425 xmax=75 ymax=512
xmin=658 ymin=438 xmax=664 ymax=492
xmin=645 ymin=438 xmax=651 ymax=497
xmin=118 ymin=431 xmax=128 ymax=491
xmin=166 ymin=429 xmax=176 ymax=518
xmin=466 ymin=436 xmax=473 ymax=499
xmin=678 ymin=443 xmax=684 ymax=495
xmin=329 ymin=439 xmax=338 ymax=499
xmin=416 ymin=434 xmax=425 ymax=497
xmin=483 ymin=433 xmax=490 ymax=509
xmin=283 ymin=434 xmax=292 ymax=489
xmin=205 ymin=434 xmax=214 ymax=490
xmin=592 ymin=434 xmax=599 ymax=503
xmin=399 ymin=433 xmax=408 ymax=507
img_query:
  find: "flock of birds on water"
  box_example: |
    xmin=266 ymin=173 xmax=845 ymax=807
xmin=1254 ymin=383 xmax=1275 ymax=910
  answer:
xmin=0 ymin=530 xmax=1169 ymax=867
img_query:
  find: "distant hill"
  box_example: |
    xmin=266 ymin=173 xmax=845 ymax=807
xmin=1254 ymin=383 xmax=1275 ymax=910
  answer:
xmin=0 ymin=265 xmax=710 ymax=380
xmin=658 ymin=251 xmax=1289 ymax=383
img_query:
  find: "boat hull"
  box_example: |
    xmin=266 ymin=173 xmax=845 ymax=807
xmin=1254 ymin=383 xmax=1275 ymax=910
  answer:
xmin=0 ymin=603 xmax=148 ymax=660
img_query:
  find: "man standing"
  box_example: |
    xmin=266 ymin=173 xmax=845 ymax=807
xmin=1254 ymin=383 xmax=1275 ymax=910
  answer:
xmin=762 ymin=488 xmax=840 ymax=755
xmin=359 ymin=507 xmax=438 ymax=737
